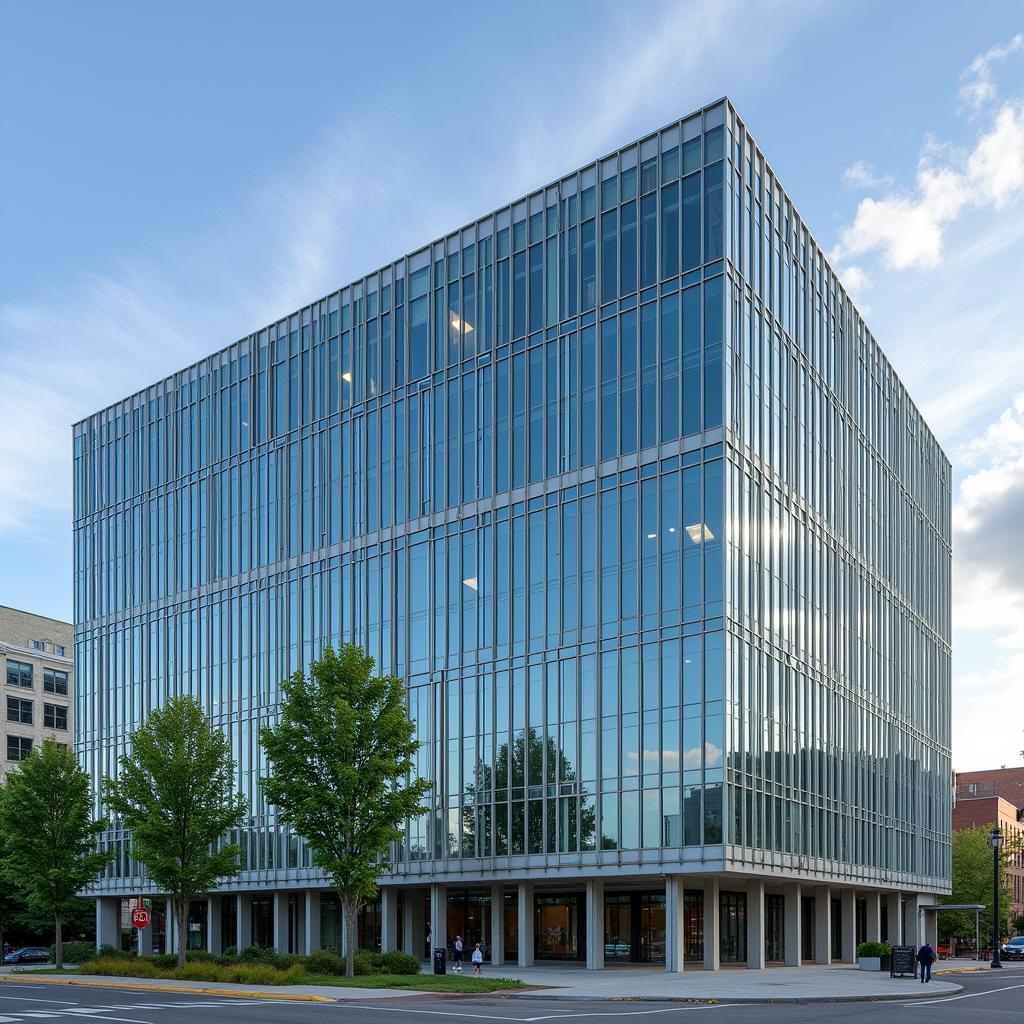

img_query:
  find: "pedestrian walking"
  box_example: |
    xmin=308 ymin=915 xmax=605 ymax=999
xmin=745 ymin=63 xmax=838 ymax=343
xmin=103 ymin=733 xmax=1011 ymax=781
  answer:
xmin=916 ymin=941 xmax=936 ymax=983
xmin=452 ymin=934 xmax=464 ymax=972
xmin=472 ymin=942 xmax=484 ymax=975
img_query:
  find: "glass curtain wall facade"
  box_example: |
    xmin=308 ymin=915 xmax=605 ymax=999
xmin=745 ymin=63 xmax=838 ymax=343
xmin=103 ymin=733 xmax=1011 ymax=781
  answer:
xmin=76 ymin=99 xmax=951 ymax=962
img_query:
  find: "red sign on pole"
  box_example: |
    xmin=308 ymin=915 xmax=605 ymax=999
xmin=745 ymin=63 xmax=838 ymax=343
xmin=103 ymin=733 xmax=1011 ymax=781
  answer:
xmin=131 ymin=907 xmax=151 ymax=929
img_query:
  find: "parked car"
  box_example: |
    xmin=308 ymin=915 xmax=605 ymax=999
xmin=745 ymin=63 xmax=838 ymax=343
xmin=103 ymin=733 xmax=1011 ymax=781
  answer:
xmin=3 ymin=947 xmax=50 ymax=965
xmin=1001 ymin=936 xmax=1024 ymax=960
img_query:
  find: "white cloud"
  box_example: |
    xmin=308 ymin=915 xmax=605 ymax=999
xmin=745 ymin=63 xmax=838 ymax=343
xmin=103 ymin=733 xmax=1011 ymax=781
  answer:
xmin=842 ymin=160 xmax=889 ymax=191
xmin=832 ymin=102 xmax=1024 ymax=270
xmin=959 ymin=32 xmax=1024 ymax=113
xmin=951 ymin=393 xmax=1024 ymax=768
xmin=832 ymin=34 xmax=1024 ymax=274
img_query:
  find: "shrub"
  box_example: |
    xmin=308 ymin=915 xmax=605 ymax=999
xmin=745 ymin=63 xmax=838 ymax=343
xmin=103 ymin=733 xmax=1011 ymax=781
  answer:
xmin=81 ymin=957 xmax=160 ymax=978
xmin=236 ymin=945 xmax=289 ymax=969
xmin=143 ymin=954 xmax=179 ymax=970
xmin=379 ymin=950 xmax=421 ymax=975
xmin=80 ymin=955 xmax=302 ymax=985
xmin=51 ymin=941 xmax=96 ymax=964
xmin=98 ymin=944 xmax=135 ymax=960
xmin=217 ymin=963 xmax=305 ymax=985
xmin=183 ymin=949 xmax=217 ymax=962
xmin=351 ymin=948 xmax=383 ymax=975
xmin=857 ymin=941 xmax=891 ymax=958
xmin=305 ymin=949 xmax=347 ymax=976
xmin=222 ymin=946 xmax=238 ymax=958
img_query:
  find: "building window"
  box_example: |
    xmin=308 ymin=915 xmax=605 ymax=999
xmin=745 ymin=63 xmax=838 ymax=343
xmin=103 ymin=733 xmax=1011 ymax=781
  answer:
xmin=6 ymin=736 xmax=32 ymax=761
xmin=55 ymin=645 xmax=66 ymax=657
xmin=968 ymin=783 xmax=978 ymax=795
xmin=6 ymin=696 xmax=32 ymax=725
xmin=5 ymin=660 xmax=32 ymax=687
xmin=43 ymin=668 xmax=69 ymax=695
xmin=44 ymin=703 xmax=68 ymax=730
xmin=31 ymin=640 xmax=45 ymax=651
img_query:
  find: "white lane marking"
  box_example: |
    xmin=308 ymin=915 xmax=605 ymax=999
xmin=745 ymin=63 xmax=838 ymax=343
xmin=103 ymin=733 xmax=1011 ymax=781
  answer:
xmin=0 ymin=997 xmax=80 ymax=1005
xmin=343 ymin=1004 xmax=737 ymax=1022
xmin=55 ymin=1013 xmax=153 ymax=1023
xmin=901 ymin=980 xmax=1024 ymax=1005
xmin=16 ymin=1014 xmax=63 ymax=1018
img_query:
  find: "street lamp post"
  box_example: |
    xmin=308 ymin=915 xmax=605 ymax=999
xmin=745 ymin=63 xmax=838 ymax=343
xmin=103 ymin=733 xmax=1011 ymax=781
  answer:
xmin=990 ymin=827 xmax=1003 ymax=969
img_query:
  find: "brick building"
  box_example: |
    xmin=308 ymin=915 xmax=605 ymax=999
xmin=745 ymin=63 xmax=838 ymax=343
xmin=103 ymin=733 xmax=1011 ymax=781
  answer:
xmin=954 ymin=769 xmax=1024 ymax=930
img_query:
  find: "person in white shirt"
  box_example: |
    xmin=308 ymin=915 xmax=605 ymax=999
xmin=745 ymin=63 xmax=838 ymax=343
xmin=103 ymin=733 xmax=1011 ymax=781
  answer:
xmin=472 ymin=942 xmax=484 ymax=975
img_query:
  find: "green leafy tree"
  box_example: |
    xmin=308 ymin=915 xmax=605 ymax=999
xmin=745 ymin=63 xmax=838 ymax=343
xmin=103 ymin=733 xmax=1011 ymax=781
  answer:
xmin=104 ymin=696 xmax=247 ymax=967
xmin=938 ymin=826 xmax=1015 ymax=949
xmin=0 ymin=740 xmax=112 ymax=967
xmin=260 ymin=644 xmax=431 ymax=978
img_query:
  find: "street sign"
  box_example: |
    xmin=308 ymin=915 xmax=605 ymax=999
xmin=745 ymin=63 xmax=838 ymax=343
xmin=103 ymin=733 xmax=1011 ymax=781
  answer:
xmin=131 ymin=907 xmax=151 ymax=929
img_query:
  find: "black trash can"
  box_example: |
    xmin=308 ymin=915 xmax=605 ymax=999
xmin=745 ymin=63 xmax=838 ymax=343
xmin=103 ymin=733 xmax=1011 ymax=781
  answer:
xmin=433 ymin=947 xmax=447 ymax=975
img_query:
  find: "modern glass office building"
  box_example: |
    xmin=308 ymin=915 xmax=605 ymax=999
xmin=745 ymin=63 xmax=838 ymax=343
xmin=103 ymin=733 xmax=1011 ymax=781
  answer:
xmin=79 ymin=98 xmax=951 ymax=970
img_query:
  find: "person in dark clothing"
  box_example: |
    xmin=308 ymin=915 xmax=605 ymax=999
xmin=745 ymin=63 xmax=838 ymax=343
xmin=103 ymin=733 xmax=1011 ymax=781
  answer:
xmin=917 ymin=942 xmax=937 ymax=983
xmin=452 ymin=934 xmax=464 ymax=973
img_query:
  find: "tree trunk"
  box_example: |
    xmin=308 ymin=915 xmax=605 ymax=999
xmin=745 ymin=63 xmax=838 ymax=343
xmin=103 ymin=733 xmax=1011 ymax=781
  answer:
xmin=177 ymin=899 xmax=188 ymax=969
xmin=54 ymin=911 xmax=63 ymax=970
xmin=342 ymin=891 xmax=356 ymax=979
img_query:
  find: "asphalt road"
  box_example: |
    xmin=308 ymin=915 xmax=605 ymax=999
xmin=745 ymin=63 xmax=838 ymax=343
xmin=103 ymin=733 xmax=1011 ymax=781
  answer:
xmin=0 ymin=967 xmax=1022 ymax=1024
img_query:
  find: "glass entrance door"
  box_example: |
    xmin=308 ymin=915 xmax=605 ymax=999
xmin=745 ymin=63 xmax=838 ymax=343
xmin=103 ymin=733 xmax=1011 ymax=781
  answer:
xmin=684 ymin=891 xmax=704 ymax=963
xmin=801 ymin=896 xmax=815 ymax=962
xmin=765 ymin=894 xmax=785 ymax=962
xmin=604 ymin=895 xmax=632 ymax=961
xmin=638 ymin=893 xmax=666 ymax=964
xmin=719 ymin=891 xmax=747 ymax=963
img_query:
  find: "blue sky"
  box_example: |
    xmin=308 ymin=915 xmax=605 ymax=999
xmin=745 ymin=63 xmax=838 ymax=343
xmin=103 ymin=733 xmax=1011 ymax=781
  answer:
xmin=1 ymin=0 xmax=1022 ymax=770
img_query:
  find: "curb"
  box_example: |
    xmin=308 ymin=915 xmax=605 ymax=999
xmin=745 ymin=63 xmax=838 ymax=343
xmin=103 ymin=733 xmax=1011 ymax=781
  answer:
xmin=0 ymin=975 xmax=334 ymax=1003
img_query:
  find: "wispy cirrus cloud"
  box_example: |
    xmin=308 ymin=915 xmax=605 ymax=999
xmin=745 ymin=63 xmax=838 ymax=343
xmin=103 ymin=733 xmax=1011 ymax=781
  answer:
xmin=959 ymin=32 xmax=1024 ymax=113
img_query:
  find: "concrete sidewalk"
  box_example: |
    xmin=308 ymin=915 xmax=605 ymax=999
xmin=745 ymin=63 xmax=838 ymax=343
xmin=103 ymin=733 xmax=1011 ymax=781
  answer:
xmin=1 ymin=962 xmax=963 ymax=1004
xmin=493 ymin=963 xmax=963 ymax=1002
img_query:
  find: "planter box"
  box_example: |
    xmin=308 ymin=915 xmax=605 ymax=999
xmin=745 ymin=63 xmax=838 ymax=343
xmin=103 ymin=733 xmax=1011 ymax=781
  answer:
xmin=858 ymin=956 xmax=882 ymax=971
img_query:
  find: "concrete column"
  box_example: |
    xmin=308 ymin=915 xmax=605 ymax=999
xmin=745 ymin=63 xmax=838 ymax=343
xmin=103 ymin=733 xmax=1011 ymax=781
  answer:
xmin=236 ymin=893 xmax=252 ymax=950
xmin=381 ymin=886 xmax=399 ymax=953
xmin=429 ymin=884 xmax=447 ymax=960
xmin=885 ymin=892 xmax=902 ymax=945
xmin=273 ymin=891 xmax=290 ymax=953
xmin=517 ymin=882 xmax=535 ymax=967
xmin=294 ymin=893 xmax=306 ymax=955
xmin=703 ymin=878 xmax=720 ymax=971
xmin=403 ymin=890 xmax=426 ymax=960
xmin=746 ymin=878 xmax=766 ymax=969
xmin=304 ymin=891 xmax=321 ymax=954
xmin=585 ymin=878 xmax=604 ymax=970
xmin=905 ymin=893 xmax=923 ymax=949
xmin=865 ymin=891 xmax=881 ymax=943
xmin=783 ymin=882 xmax=802 ymax=966
xmin=666 ymin=876 xmax=686 ymax=973
xmin=489 ymin=884 xmax=505 ymax=966
xmin=813 ymin=886 xmax=831 ymax=965
xmin=207 ymin=895 xmax=222 ymax=954
xmin=95 ymin=897 xmax=119 ymax=951
xmin=922 ymin=896 xmax=938 ymax=948
xmin=840 ymin=889 xmax=857 ymax=963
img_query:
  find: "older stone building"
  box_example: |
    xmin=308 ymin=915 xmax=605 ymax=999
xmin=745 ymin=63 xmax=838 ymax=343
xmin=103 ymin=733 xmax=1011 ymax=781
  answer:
xmin=1 ymin=605 xmax=74 ymax=781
